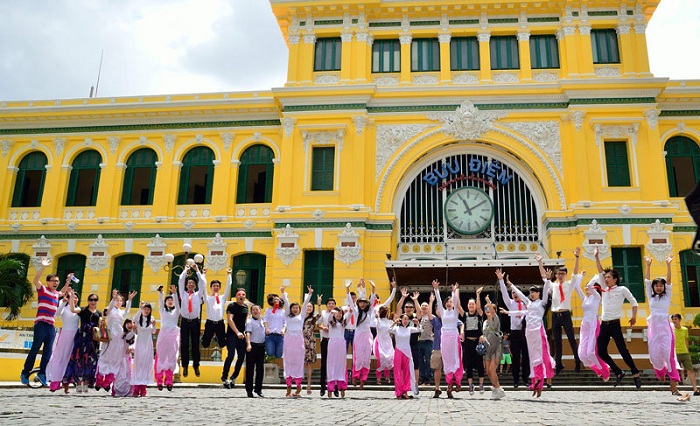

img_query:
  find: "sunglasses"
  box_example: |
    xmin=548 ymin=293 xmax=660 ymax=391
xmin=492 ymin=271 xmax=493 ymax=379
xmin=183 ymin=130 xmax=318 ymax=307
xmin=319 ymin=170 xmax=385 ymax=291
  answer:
xmin=88 ymin=298 xmax=98 ymax=302
xmin=405 ymin=306 xmax=415 ymax=309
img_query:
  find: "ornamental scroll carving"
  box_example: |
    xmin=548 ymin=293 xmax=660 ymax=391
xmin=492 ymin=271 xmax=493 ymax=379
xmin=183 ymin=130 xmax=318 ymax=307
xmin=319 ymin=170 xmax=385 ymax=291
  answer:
xmin=375 ymin=124 xmax=432 ymax=179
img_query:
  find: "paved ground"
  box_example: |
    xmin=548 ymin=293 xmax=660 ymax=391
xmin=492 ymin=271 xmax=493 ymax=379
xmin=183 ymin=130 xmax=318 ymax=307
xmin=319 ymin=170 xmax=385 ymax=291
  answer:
xmin=0 ymin=384 xmax=697 ymax=425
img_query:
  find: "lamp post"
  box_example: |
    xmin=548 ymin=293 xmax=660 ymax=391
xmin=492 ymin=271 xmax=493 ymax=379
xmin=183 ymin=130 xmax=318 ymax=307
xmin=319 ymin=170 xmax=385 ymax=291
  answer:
xmin=235 ymin=269 xmax=247 ymax=289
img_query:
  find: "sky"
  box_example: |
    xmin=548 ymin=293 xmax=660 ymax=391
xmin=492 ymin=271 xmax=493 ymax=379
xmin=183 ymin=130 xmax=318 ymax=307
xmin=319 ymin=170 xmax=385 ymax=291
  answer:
xmin=0 ymin=0 xmax=698 ymax=102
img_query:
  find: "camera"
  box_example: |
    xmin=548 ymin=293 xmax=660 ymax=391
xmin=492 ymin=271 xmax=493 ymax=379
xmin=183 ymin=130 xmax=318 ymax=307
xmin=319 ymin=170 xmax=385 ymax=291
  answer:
xmin=69 ymin=275 xmax=80 ymax=284
xmin=157 ymin=285 xmax=164 ymax=292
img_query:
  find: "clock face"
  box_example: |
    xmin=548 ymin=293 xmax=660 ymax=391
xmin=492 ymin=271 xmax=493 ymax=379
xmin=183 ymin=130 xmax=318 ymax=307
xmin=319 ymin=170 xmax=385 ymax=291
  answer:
xmin=444 ymin=187 xmax=494 ymax=235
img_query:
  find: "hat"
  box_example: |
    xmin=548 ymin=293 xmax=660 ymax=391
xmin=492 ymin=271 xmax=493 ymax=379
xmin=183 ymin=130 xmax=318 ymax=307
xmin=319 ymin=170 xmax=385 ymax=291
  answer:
xmin=357 ymin=297 xmax=369 ymax=304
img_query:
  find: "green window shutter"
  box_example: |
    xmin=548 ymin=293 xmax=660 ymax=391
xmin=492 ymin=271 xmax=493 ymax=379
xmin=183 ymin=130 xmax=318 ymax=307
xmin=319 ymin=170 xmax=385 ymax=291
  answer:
xmin=237 ymin=144 xmax=274 ymax=204
xmin=679 ymin=249 xmax=700 ymax=307
xmin=12 ymin=151 xmax=47 ymax=208
xmin=591 ymin=29 xmax=620 ymax=64
xmin=372 ymin=40 xmax=401 ymax=73
xmin=122 ymin=148 xmax=157 ymax=205
xmin=604 ymin=141 xmax=631 ymax=187
xmin=56 ymin=254 xmax=87 ymax=298
xmin=611 ymin=247 xmax=644 ymax=302
xmin=490 ymin=36 xmax=520 ymax=70
xmin=66 ymin=150 xmax=102 ymax=207
xmin=311 ymin=147 xmax=335 ymax=191
xmin=112 ymin=254 xmax=144 ymax=305
xmin=314 ymin=38 xmax=342 ymax=71
xmin=304 ymin=250 xmax=334 ymax=304
xmin=530 ymin=35 xmax=560 ymax=69
xmin=233 ymin=253 xmax=266 ymax=307
xmin=450 ymin=37 xmax=480 ymax=71
xmin=664 ymin=136 xmax=700 ymax=197
xmin=178 ymin=147 xmax=215 ymax=204
xmin=411 ymin=39 xmax=440 ymax=72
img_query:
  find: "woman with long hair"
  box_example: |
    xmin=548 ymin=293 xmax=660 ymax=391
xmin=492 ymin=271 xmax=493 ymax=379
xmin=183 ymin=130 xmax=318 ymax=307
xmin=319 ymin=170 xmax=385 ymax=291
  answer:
xmin=433 ymin=280 xmax=463 ymax=398
xmin=303 ymin=296 xmax=321 ymax=395
xmin=155 ymin=285 xmax=180 ymax=391
xmin=46 ymin=288 xmax=80 ymax=393
xmin=281 ymin=285 xmax=313 ymax=397
xmin=131 ymin=301 xmax=155 ymax=397
xmin=95 ymin=289 xmax=135 ymax=392
xmin=63 ymin=293 xmax=102 ymax=394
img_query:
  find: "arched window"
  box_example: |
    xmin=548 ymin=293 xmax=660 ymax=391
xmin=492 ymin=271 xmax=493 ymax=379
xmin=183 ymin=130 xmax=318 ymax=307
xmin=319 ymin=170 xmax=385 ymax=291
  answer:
xmin=56 ymin=254 xmax=86 ymax=298
xmin=232 ymin=253 xmax=266 ymax=306
xmin=112 ymin=254 xmax=144 ymax=305
xmin=66 ymin=150 xmax=102 ymax=206
xmin=665 ymin=136 xmax=700 ymax=197
xmin=178 ymin=147 xmax=214 ymax=205
xmin=680 ymin=249 xmax=700 ymax=307
xmin=236 ymin=144 xmax=274 ymax=203
xmin=12 ymin=151 xmax=48 ymax=207
xmin=122 ymin=148 xmax=158 ymax=205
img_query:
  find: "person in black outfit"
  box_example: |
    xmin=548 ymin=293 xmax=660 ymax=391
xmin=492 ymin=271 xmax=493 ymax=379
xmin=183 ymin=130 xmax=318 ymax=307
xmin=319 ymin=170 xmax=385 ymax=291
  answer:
xmin=221 ymin=287 xmax=249 ymax=388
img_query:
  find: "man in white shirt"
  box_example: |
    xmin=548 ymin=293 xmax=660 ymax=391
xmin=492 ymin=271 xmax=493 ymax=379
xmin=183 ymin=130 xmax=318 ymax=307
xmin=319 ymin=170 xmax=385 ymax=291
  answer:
xmin=202 ymin=268 xmax=231 ymax=350
xmin=316 ymin=296 xmax=338 ymax=397
xmin=178 ymin=264 xmax=206 ymax=378
xmin=539 ymin=248 xmax=583 ymax=375
xmin=593 ymin=247 xmax=641 ymax=388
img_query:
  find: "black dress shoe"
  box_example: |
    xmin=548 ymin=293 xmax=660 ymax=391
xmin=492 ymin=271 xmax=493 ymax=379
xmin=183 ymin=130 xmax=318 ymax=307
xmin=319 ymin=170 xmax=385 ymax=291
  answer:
xmin=193 ymin=366 xmax=201 ymax=377
xmin=247 ymin=393 xmax=255 ymax=398
xmin=555 ymin=365 xmax=564 ymax=375
xmin=182 ymin=366 xmax=188 ymax=377
xmin=255 ymin=391 xmax=264 ymax=397
xmin=320 ymin=389 xmax=326 ymax=396
xmin=513 ymin=380 xmax=520 ymax=389
xmin=334 ymin=389 xmax=339 ymax=397
xmin=614 ymin=371 xmax=626 ymax=387
xmin=575 ymin=361 xmax=582 ymax=373
xmin=633 ymin=375 xmax=641 ymax=389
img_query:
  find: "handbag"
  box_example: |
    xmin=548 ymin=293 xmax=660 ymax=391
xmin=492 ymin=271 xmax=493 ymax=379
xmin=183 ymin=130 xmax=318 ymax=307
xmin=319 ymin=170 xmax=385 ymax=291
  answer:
xmin=475 ymin=341 xmax=488 ymax=356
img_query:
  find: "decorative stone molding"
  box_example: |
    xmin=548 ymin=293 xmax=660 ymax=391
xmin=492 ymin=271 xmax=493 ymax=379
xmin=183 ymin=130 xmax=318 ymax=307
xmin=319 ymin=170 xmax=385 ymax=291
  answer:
xmin=573 ymin=111 xmax=586 ymax=131
xmin=477 ymin=32 xmax=491 ymax=43
xmin=579 ymin=25 xmax=591 ymax=36
xmin=501 ymin=121 xmax=562 ymax=170
xmin=595 ymin=66 xmax=621 ymax=77
xmin=243 ymin=219 xmax=255 ymax=229
xmin=582 ymin=220 xmax=610 ymax=261
xmin=373 ymin=75 xmax=399 ymax=86
xmin=616 ymin=24 xmax=631 ymax=35
xmin=593 ymin=123 xmax=639 ymax=147
xmin=183 ymin=220 xmax=194 ymax=230
xmin=453 ymin=73 xmax=479 ymax=84
xmin=124 ymin=221 xmax=135 ymax=231
xmin=84 ymin=137 xmax=92 ymax=147
xmin=353 ymin=116 xmax=367 ymax=135
xmin=275 ymin=225 xmax=301 ymax=267
xmin=282 ymin=117 xmax=296 ymax=138
xmin=303 ymin=33 xmax=316 ymax=44
xmin=412 ymin=74 xmax=439 ymax=85
xmin=30 ymin=139 xmax=38 ymax=148
xmin=492 ymin=72 xmax=519 ymax=83
xmin=145 ymin=234 xmax=167 ymax=273
xmin=31 ymin=235 xmax=52 ymax=268
xmin=288 ymin=35 xmax=300 ymax=45
xmin=619 ymin=204 xmax=632 ymax=215
xmin=314 ymin=73 xmax=340 ymax=85
xmin=54 ymin=138 xmax=66 ymax=156
xmin=302 ymin=130 xmax=344 ymax=154
xmin=221 ymin=132 xmax=234 ymax=151
xmin=634 ymin=24 xmax=646 ymax=34
xmin=335 ymin=223 xmax=362 ymax=266
xmin=312 ymin=209 xmax=325 ymax=220
xmin=646 ymin=220 xmax=673 ymax=262
xmin=562 ymin=26 xmax=576 ymax=36
xmin=644 ymin=110 xmax=659 ymax=130
xmin=87 ymin=234 xmax=110 ymax=272
xmin=108 ymin=136 xmax=121 ymax=154
xmin=356 ymin=31 xmax=369 ymax=43
xmin=341 ymin=32 xmax=353 ymax=43
xmin=427 ymin=100 xmax=506 ymax=142
xmin=532 ymin=71 xmax=559 ymax=82
xmin=438 ymin=33 xmax=451 ymax=44
xmin=67 ymin=222 xmax=77 ymax=231
xmin=206 ymin=233 xmax=229 ymax=273
xmin=375 ymin=124 xmax=432 ymax=179
xmin=164 ymin=134 xmax=176 ymax=153
xmin=10 ymin=223 xmax=21 ymax=232
xmin=517 ymin=31 xmax=530 ymax=42
xmin=399 ymin=34 xmax=412 ymax=45
xmin=1 ymin=139 xmax=13 ymax=157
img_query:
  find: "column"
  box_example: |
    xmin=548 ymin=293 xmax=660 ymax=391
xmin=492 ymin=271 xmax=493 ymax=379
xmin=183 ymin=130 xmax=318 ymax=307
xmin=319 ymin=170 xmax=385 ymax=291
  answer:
xmin=151 ymin=134 xmax=177 ymax=220
xmin=558 ymin=27 xmax=579 ymax=77
xmin=438 ymin=33 xmax=451 ymax=83
xmin=578 ymin=25 xmax=594 ymax=76
xmin=94 ymin=160 xmax=114 ymax=220
xmin=517 ymin=31 xmax=532 ymax=81
xmin=210 ymin=159 xmax=230 ymax=218
xmin=340 ymin=32 xmax=353 ymax=82
xmin=286 ymin=34 xmax=301 ymax=84
xmin=299 ymin=33 xmax=316 ymax=85
xmin=632 ymin=23 xmax=651 ymax=75
xmin=355 ymin=32 xmax=370 ymax=83
xmin=477 ymin=31 xmax=492 ymax=82
xmin=617 ymin=23 xmax=635 ymax=76
xmin=399 ymin=34 xmax=412 ymax=85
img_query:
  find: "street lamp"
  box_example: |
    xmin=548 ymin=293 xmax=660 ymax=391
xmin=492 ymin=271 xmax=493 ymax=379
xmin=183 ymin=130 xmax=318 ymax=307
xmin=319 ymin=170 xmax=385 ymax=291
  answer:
xmin=235 ymin=270 xmax=247 ymax=288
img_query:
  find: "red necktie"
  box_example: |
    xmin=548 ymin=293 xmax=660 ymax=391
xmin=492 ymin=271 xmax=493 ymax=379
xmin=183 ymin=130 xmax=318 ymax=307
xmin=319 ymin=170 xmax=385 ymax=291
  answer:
xmin=272 ymin=301 xmax=279 ymax=313
xmin=215 ymin=294 xmax=220 ymax=304
xmin=350 ymin=313 xmax=355 ymax=325
xmin=559 ymin=283 xmax=565 ymax=302
xmin=188 ymin=291 xmax=194 ymax=313
xmin=517 ymin=300 xmax=522 ymax=311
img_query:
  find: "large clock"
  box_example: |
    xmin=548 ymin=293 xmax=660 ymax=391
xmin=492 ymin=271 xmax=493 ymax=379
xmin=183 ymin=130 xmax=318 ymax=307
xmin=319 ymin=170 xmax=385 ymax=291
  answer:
xmin=444 ymin=186 xmax=494 ymax=235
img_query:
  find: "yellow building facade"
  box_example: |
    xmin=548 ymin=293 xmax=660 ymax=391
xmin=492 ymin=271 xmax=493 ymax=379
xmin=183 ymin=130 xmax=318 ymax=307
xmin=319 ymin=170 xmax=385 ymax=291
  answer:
xmin=2 ymin=0 xmax=700 ymax=376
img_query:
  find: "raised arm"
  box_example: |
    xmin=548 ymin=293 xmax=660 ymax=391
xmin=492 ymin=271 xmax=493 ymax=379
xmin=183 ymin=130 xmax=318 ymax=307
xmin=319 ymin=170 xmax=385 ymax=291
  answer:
xmin=455 ymin=283 xmax=464 ymax=316
xmin=301 ymin=286 xmax=313 ymax=316
xmin=535 ymin=253 xmax=547 ymax=281
xmin=541 ymin=279 xmax=552 ymax=305
xmin=158 ymin=290 xmax=165 ymax=314
xmin=573 ymin=272 xmax=586 ymax=300
xmin=433 ymin=280 xmax=444 ymax=317
xmin=124 ymin=291 xmax=135 ymax=317
xmin=665 ymin=255 xmax=673 ymax=288
xmin=644 ymin=256 xmax=653 ymax=299
xmin=67 ymin=288 xmax=81 ymax=314
xmin=281 ymin=287 xmax=290 ymax=313
xmin=496 ymin=269 xmax=513 ymax=306
xmin=396 ymin=287 xmax=408 ymax=315
xmin=178 ymin=268 xmax=188 ymax=297
xmin=32 ymin=257 xmax=50 ymax=291
xmin=510 ymin=283 xmax=530 ymax=307
xmin=573 ymin=247 xmax=581 ymax=275
xmin=223 ymin=268 xmax=232 ymax=301
xmin=378 ymin=278 xmax=397 ymax=309
xmin=411 ymin=291 xmax=423 ymax=319
xmin=195 ymin=265 xmax=207 ymax=299
xmin=427 ymin=291 xmax=435 ymax=320
xmin=56 ymin=297 xmax=67 ymax=317
xmin=106 ymin=290 xmax=117 ymax=316
xmin=475 ymin=287 xmax=484 ymax=316
xmin=594 ymin=247 xmax=604 ymax=274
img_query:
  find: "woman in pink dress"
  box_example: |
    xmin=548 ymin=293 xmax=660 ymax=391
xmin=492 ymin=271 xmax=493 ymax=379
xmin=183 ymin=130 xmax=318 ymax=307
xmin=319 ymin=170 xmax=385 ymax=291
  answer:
xmin=573 ymin=272 xmax=609 ymax=381
xmin=433 ymin=280 xmax=463 ymax=398
xmin=155 ymin=286 xmax=180 ymax=391
xmin=390 ymin=313 xmax=420 ymax=399
xmin=96 ymin=289 xmax=135 ymax=392
xmin=372 ymin=278 xmax=396 ymax=385
xmin=46 ymin=288 xmax=80 ymax=393
xmin=346 ymin=279 xmax=376 ymax=389
xmin=321 ymin=307 xmax=348 ymax=398
xmin=130 ymin=302 xmax=155 ymax=397
xmin=281 ymin=285 xmax=313 ymax=397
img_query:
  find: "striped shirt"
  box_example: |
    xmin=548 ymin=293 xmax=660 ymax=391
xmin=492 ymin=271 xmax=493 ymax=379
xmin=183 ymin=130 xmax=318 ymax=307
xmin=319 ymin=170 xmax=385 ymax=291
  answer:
xmin=35 ymin=285 xmax=60 ymax=325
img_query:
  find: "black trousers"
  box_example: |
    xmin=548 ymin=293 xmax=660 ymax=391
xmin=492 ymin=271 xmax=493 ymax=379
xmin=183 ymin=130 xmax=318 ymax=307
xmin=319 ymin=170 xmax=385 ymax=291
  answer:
xmin=320 ymin=337 xmax=329 ymax=391
xmin=222 ymin=334 xmax=247 ymax=380
xmin=597 ymin=319 xmax=639 ymax=376
xmin=462 ymin=338 xmax=484 ymax=379
xmin=202 ymin=319 xmax=227 ymax=348
xmin=245 ymin=343 xmax=265 ymax=394
xmin=509 ymin=329 xmax=530 ymax=383
xmin=180 ymin=318 xmax=201 ymax=368
xmin=552 ymin=310 xmax=580 ymax=368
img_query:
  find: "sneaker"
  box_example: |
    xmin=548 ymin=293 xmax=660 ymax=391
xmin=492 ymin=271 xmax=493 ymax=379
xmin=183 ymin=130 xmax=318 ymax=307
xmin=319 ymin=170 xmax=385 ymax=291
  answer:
xmin=479 ymin=384 xmax=484 ymax=394
xmin=20 ymin=372 xmax=29 ymax=386
xmin=469 ymin=383 xmax=475 ymax=395
xmin=223 ymin=380 xmax=231 ymax=389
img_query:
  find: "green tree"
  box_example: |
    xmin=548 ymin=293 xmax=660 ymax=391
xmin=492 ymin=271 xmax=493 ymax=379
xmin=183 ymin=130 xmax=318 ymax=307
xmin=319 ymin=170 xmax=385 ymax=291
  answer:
xmin=0 ymin=253 xmax=34 ymax=320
